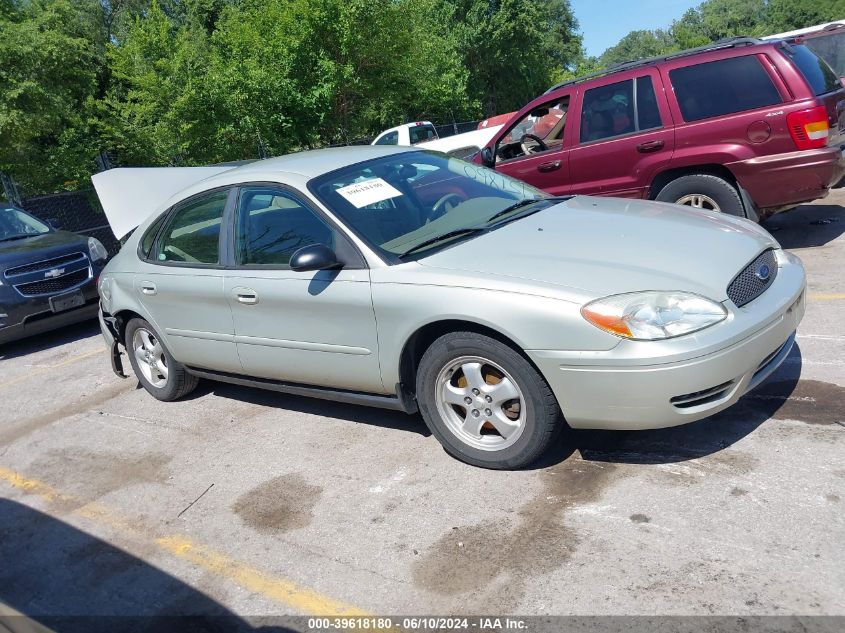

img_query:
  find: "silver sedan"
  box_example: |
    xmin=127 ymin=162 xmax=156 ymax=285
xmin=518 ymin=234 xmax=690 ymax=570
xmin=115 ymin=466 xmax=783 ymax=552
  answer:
xmin=93 ymin=146 xmax=805 ymax=469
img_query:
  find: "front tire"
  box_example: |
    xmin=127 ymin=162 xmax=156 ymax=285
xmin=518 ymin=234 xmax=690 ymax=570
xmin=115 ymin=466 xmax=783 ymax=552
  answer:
xmin=655 ymin=174 xmax=745 ymax=216
xmin=416 ymin=331 xmax=562 ymax=469
xmin=125 ymin=318 xmax=198 ymax=401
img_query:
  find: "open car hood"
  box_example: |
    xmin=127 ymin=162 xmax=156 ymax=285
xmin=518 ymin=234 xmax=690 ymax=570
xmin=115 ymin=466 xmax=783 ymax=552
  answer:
xmin=91 ymin=166 xmax=235 ymax=240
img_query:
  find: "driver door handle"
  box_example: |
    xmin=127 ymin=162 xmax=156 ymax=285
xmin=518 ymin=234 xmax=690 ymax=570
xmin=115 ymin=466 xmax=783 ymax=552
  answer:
xmin=140 ymin=282 xmax=157 ymax=296
xmin=637 ymin=140 xmax=665 ymax=153
xmin=537 ymin=160 xmax=561 ymax=173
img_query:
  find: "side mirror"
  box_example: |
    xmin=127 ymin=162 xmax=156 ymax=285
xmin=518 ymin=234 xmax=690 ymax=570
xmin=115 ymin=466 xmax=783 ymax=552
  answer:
xmin=480 ymin=146 xmax=495 ymax=167
xmin=47 ymin=217 xmax=62 ymax=229
xmin=290 ymin=243 xmax=340 ymax=272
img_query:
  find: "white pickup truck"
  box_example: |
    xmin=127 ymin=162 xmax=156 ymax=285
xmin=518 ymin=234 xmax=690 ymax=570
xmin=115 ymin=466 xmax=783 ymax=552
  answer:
xmin=372 ymin=120 xmax=503 ymax=160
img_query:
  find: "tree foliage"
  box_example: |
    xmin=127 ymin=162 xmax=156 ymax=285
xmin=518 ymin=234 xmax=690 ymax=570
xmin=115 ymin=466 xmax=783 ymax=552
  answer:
xmin=1 ymin=0 xmax=842 ymax=195
xmin=598 ymin=0 xmax=844 ymax=69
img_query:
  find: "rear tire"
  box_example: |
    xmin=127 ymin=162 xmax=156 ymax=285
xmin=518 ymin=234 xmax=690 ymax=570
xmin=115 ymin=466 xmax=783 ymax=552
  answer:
xmin=655 ymin=174 xmax=744 ymax=216
xmin=125 ymin=318 xmax=198 ymax=401
xmin=416 ymin=331 xmax=562 ymax=469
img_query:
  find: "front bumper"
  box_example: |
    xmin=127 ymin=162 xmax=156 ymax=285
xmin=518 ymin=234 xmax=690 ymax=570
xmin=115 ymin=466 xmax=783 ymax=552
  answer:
xmin=528 ymin=256 xmax=806 ymax=430
xmin=0 ymin=277 xmax=100 ymax=345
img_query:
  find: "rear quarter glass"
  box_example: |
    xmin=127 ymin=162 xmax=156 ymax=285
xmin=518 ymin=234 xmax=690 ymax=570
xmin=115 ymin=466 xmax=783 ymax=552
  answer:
xmin=669 ymin=55 xmax=782 ymax=122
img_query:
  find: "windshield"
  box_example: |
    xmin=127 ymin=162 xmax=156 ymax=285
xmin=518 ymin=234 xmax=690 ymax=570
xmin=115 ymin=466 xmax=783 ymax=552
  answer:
xmin=0 ymin=207 xmax=51 ymax=241
xmin=308 ymin=151 xmax=548 ymax=260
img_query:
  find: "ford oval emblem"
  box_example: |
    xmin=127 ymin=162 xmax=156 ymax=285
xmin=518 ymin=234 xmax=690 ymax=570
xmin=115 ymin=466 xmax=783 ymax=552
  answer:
xmin=755 ymin=263 xmax=771 ymax=282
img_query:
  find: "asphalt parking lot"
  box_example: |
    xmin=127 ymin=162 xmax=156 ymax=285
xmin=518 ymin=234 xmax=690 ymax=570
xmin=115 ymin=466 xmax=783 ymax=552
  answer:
xmin=1 ymin=192 xmax=844 ymax=625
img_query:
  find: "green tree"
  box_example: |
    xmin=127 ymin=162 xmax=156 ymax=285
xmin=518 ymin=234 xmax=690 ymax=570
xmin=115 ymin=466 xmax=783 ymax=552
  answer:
xmin=448 ymin=0 xmax=581 ymax=116
xmin=0 ymin=0 xmax=101 ymax=192
xmin=767 ymin=0 xmax=845 ymax=31
xmin=599 ymin=29 xmax=676 ymax=66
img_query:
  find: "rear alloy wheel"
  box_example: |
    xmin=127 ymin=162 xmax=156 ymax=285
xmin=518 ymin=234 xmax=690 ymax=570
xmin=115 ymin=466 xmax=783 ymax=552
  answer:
xmin=655 ymin=174 xmax=745 ymax=216
xmin=417 ymin=331 xmax=562 ymax=469
xmin=125 ymin=317 xmax=198 ymax=401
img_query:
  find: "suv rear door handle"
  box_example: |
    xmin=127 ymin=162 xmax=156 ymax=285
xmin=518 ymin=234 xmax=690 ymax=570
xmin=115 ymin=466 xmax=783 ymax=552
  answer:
xmin=140 ymin=282 xmax=157 ymax=296
xmin=233 ymin=287 xmax=259 ymax=305
xmin=537 ymin=160 xmax=561 ymax=173
xmin=637 ymin=140 xmax=665 ymax=153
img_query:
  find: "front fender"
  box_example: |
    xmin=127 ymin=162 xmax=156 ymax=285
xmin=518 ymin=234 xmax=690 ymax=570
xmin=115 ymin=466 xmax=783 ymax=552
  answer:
xmin=371 ymin=281 xmax=620 ymax=388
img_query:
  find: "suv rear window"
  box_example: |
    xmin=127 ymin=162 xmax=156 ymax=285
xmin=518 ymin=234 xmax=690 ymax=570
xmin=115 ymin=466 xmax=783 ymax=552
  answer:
xmin=783 ymin=43 xmax=841 ymax=96
xmin=804 ymin=31 xmax=845 ymax=77
xmin=409 ymin=125 xmax=437 ymax=144
xmin=670 ymin=55 xmax=782 ymax=122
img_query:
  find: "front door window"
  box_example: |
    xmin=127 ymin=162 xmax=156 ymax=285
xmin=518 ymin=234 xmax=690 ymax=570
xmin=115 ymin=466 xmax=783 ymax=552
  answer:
xmin=495 ymin=97 xmax=569 ymax=163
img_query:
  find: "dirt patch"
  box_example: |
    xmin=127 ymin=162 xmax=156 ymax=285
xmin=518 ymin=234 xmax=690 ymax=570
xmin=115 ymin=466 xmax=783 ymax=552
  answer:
xmin=825 ymin=493 xmax=840 ymax=503
xmin=412 ymin=458 xmax=616 ymax=598
xmin=0 ymin=380 xmax=135 ymax=447
xmin=744 ymin=380 xmax=845 ymax=426
xmin=630 ymin=513 xmax=651 ymax=523
xmin=29 ymin=448 xmax=170 ymax=512
xmin=730 ymin=487 xmax=749 ymax=497
xmin=232 ymin=473 xmax=322 ymax=534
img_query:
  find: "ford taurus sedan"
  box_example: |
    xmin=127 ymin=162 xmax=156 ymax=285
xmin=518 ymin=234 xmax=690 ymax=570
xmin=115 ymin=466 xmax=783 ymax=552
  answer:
xmin=92 ymin=146 xmax=805 ymax=469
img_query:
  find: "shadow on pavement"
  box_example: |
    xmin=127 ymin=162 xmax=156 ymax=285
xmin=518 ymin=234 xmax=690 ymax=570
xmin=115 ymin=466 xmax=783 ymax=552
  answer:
xmin=762 ymin=202 xmax=845 ymax=249
xmin=0 ymin=499 xmax=296 ymax=633
xmin=0 ymin=320 xmax=100 ymax=361
xmin=537 ymin=343 xmax=803 ymax=469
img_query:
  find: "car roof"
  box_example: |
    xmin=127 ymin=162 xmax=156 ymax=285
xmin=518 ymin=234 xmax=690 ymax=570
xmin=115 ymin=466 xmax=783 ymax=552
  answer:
xmin=222 ymin=144 xmax=417 ymax=180
xmin=544 ymin=36 xmax=769 ymax=94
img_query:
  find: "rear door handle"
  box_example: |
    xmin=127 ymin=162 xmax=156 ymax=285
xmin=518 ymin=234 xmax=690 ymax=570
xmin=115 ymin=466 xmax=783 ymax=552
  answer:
xmin=140 ymin=282 xmax=157 ymax=296
xmin=537 ymin=160 xmax=562 ymax=173
xmin=233 ymin=287 xmax=259 ymax=305
xmin=637 ymin=140 xmax=665 ymax=153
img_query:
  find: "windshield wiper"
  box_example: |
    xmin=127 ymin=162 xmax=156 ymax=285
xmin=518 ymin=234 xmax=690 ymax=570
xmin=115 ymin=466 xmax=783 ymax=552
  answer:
xmin=484 ymin=196 xmax=570 ymax=226
xmin=397 ymin=227 xmax=487 ymax=258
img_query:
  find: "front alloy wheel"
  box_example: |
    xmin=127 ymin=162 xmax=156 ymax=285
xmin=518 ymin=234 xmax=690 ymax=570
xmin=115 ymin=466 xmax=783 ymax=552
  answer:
xmin=417 ymin=331 xmax=562 ymax=469
xmin=435 ymin=355 xmax=526 ymax=451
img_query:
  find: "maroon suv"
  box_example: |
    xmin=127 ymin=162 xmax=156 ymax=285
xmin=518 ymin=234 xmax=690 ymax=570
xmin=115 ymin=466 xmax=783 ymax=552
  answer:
xmin=476 ymin=38 xmax=845 ymax=220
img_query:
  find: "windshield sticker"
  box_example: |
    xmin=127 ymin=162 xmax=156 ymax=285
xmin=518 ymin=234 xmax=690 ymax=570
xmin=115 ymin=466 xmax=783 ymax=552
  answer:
xmin=336 ymin=178 xmax=403 ymax=208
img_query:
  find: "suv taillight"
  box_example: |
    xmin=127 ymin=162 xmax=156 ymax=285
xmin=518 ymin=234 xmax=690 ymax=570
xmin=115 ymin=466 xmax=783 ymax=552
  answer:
xmin=787 ymin=106 xmax=829 ymax=150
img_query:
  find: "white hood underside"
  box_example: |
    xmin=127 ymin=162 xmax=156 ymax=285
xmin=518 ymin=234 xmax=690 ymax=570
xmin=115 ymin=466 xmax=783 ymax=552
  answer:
xmin=91 ymin=166 xmax=234 ymax=240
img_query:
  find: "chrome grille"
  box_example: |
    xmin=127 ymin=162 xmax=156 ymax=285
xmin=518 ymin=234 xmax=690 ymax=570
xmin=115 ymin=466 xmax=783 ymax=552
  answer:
xmin=727 ymin=249 xmax=778 ymax=308
xmin=4 ymin=252 xmax=87 ymax=278
xmin=15 ymin=268 xmax=90 ymax=296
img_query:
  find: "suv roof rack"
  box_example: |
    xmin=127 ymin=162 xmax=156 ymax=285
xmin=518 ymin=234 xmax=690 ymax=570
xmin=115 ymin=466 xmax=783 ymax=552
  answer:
xmin=544 ymin=37 xmax=762 ymax=94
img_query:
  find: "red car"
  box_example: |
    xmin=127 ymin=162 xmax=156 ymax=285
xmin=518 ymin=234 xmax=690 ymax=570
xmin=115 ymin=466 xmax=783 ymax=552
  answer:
xmin=476 ymin=37 xmax=845 ymax=220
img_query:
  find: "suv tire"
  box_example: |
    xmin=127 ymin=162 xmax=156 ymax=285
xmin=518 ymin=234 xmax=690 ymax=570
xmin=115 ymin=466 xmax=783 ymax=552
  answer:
xmin=656 ymin=174 xmax=744 ymax=216
xmin=416 ymin=331 xmax=562 ymax=469
xmin=125 ymin=317 xmax=199 ymax=401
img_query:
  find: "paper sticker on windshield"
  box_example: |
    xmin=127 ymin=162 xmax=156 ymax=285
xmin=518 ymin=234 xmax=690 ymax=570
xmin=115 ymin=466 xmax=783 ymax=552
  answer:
xmin=336 ymin=178 xmax=402 ymax=208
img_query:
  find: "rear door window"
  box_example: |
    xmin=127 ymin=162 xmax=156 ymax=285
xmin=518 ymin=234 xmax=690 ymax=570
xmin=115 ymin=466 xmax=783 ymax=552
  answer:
xmin=155 ymin=190 xmax=227 ymax=265
xmin=670 ymin=56 xmax=782 ymax=122
xmin=579 ymin=76 xmax=662 ymax=143
xmin=783 ymin=43 xmax=841 ymax=95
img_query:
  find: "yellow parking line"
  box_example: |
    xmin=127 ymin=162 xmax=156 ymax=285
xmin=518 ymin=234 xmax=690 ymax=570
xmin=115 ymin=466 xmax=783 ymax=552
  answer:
xmin=0 ymin=348 xmax=105 ymax=390
xmin=808 ymin=292 xmax=845 ymax=301
xmin=0 ymin=466 xmax=369 ymax=616
xmin=157 ymin=536 xmax=369 ymax=616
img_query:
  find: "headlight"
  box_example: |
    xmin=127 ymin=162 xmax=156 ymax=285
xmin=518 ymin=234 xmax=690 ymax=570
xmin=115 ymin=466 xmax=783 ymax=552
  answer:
xmin=581 ymin=291 xmax=727 ymax=340
xmin=88 ymin=237 xmax=108 ymax=262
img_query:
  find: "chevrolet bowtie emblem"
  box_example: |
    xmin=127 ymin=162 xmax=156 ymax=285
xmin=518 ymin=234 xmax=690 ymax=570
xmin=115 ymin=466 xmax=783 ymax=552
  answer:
xmin=44 ymin=268 xmax=65 ymax=279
